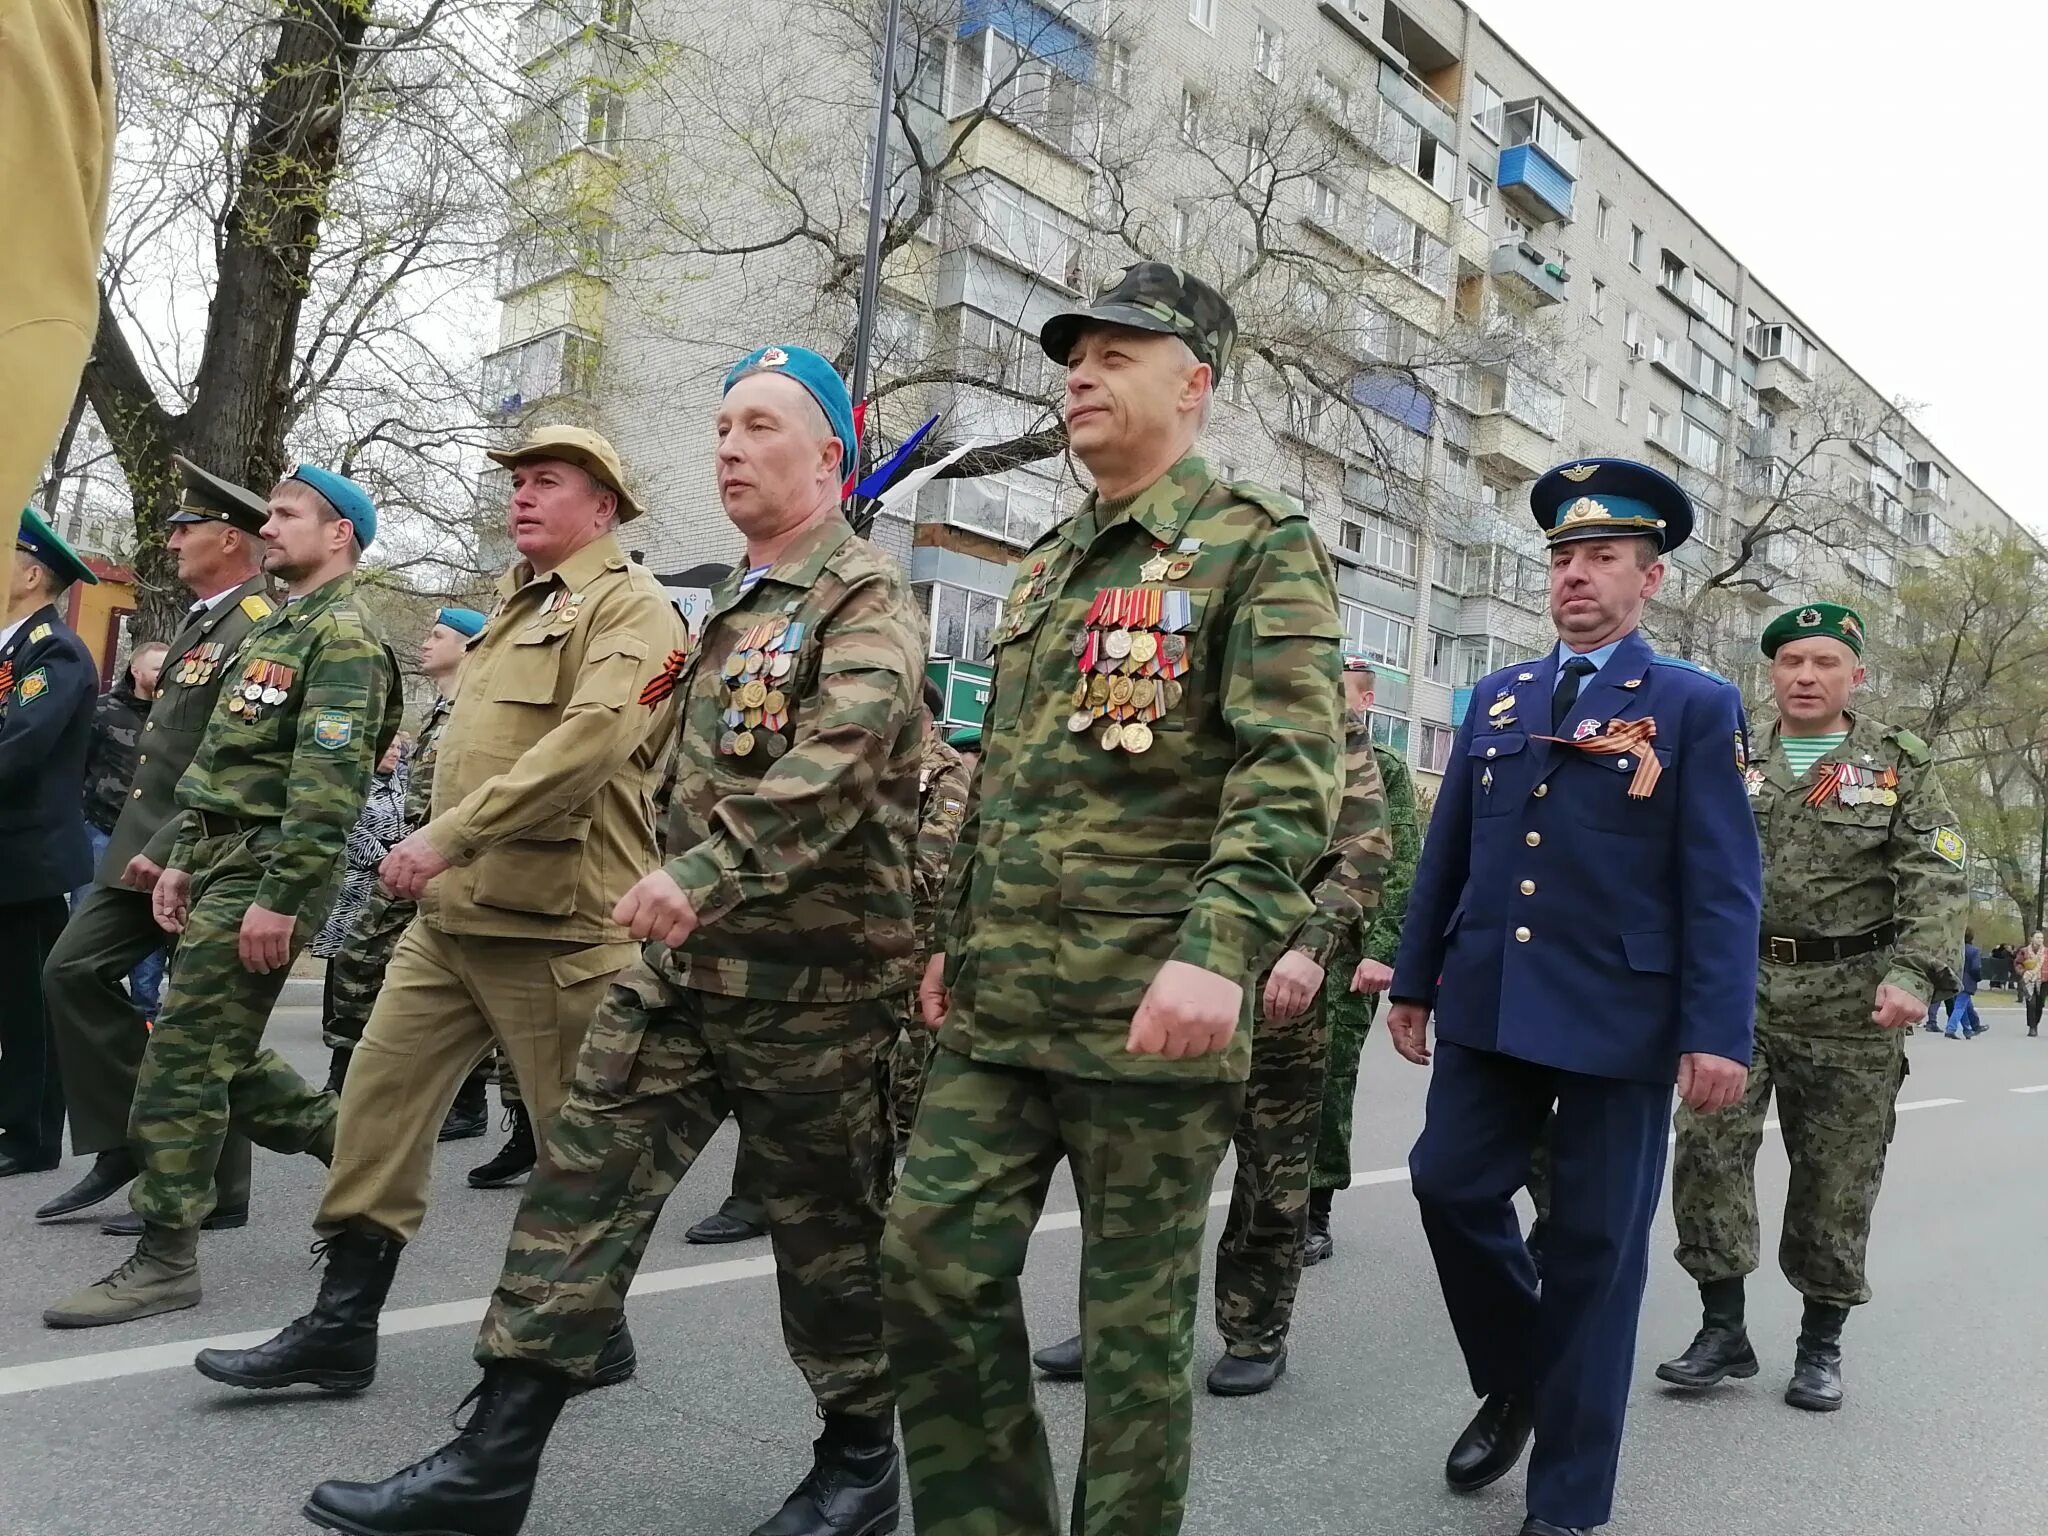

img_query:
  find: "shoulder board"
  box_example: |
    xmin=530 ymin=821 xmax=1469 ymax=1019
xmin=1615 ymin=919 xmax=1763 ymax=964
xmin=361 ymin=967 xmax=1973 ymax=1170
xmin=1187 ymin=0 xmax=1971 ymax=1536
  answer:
xmin=1891 ymin=728 xmax=1931 ymax=764
xmin=239 ymin=595 xmax=274 ymax=622
xmin=1225 ymin=480 xmax=1306 ymax=523
xmin=29 ymin=623 xmax=51 ymax=643
xmin=1651 ymin=655 xmax=1731 ymax=684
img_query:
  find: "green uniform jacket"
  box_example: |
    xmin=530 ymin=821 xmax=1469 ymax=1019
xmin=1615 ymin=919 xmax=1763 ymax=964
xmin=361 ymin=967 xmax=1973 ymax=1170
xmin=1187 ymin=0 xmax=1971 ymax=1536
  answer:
xmin=107 ymin=574 xmax=276 ymax=880
xmin=1750 ymin=711 xmax=1966 ymax=1006
xmin=1287 ymin=718 xmax=1391 ymax=967
xmin=938 ymin=453 xmax=1345 ymax=1083
xmin=666 ymin=514 xmax=925 ymax=1003
xmin=167 ymin=572 xmax=402 ymax=917
xmin=1362 ymin=743 xmax=1420 ymax=968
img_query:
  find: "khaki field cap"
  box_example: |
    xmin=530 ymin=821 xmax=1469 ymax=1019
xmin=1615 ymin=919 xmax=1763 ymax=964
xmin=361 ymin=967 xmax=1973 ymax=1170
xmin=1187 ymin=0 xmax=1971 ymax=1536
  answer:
xmin=486 ymin=424 xmax=643 ymax=522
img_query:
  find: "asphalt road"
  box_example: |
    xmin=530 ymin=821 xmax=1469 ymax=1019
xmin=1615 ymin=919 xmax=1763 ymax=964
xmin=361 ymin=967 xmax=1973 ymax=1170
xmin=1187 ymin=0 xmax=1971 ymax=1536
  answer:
xmin=1 ymin=993 xmax=2044 ymax=1536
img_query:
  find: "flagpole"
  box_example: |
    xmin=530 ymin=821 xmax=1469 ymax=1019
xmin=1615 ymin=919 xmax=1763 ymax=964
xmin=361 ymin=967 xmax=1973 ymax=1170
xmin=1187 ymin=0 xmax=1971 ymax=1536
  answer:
xmin=848 ymin=0 xmax=906 ymax=484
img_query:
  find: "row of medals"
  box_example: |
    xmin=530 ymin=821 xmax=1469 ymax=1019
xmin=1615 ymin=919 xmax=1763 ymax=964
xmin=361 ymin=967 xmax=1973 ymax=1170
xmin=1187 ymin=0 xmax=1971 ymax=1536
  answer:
xmin=1065 ymin=587 xmax=1195 ymax=755
xmin=715 ymin=616 xmax=807 ymax=759
xmin=177 ymin=642 xmax=226 ymax=687
xmin=226 ymin=659 xmax=294 ymax=719
xmin=1820 ymin=761 xmax=1899 ymax=807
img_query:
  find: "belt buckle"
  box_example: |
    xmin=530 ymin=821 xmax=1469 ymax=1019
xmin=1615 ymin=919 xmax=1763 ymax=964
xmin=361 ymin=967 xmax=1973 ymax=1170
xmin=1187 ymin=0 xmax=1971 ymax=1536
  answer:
xmin=1767 ymin=936 xmax=1799 ymax=964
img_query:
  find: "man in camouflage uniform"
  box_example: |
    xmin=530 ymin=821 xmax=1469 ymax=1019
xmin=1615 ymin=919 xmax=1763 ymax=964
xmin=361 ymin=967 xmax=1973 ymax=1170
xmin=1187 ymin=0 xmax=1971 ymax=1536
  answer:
xmin=301 ymin=345 xmax=922 ymax=1536
xmin=1307 ymin=656 xmax=1419 ymax=1266
xmin=40 ymin=459 xmax=273 ymax=1227
xmin=883 ymin=263 xmax=1344 ymax=1536
xmin=44 ymin=465 xmax=401 ymax=1327
xmin=1659 ymin=600 xmax=1965 ymax=1413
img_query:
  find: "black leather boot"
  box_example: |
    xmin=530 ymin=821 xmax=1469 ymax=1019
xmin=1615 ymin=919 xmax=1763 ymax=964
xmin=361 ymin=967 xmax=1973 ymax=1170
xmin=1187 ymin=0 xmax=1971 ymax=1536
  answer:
xmin=303 ymin=1362 xmax=572 ymax=1535
xmin=1444 ymin=1392 xmax=1533 ymax=1492
xmin=687 ymin=1192 xmax=768 ymax=1243
xmin=324 ymin=1047 xmax=352 ymax=1097
xmin=1031 ymin=1332 xmax=1083 ymax=1380
xmin=193 ymin=1227 xmax=402 ymax=1392
xmin=589 ymin=1316 xmax=637 ymax=1390
xmin=468 ymin=1104 xmax=536 ymax=1189
xmin=748 ymin=1412 xmax=900 ymax=1536
xmin=1302 ymin=1188 xmax=1334 ymax=1267
xmin=37 ymin=1149 xmax=139 ymax=1219
xmin=1655 ymin=1277 xmax=1758 ymax=1389
xmin=440 ymin=1069 xmax=490 ymax=1142
xmin=1785 ymin=1299 xmax=1849 ymax=1412
xmin=1206 ymin=1346 xmax=1287 ymax=1396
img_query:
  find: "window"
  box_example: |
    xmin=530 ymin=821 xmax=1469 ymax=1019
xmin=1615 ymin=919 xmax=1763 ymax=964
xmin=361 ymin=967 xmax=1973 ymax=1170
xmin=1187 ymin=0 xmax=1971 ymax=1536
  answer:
xmin=1647 ymin=403 xmax=1670 ymax=445
xmin=1502 ymin=98 xmax=1581 ymax=176
xmin=1689 ymin=273 xmax=1735 ymax=336
xmin=975 ymin=29 xmax=1093 ymax=157
xmin=1366 ymin=198 xmax=1451 ymax=294
xmin=1426 ymin=629 xmax=1459 ymax=683
xmin=1581 ymin=361 xmax=1600 ymax=404
xmin=1171 ymin=203 xmax=1192 ymax=253
xmin=919 ymin=469 xmax=1059 ymax=550
xmin=1376 ymin=106 xmax=1457 ymax=199
xmin=1748 ymin=319 xmax=1817 ymax=375
xmin=1353 ymin=509 xmax=1419 ymax=577
xmin=1623 ymin=307 xmax=1641 ymax=348
xmin=1179 ymin=86 xmax=1204 ymax=145
xmin=1314 ymin=69 xmax=1351 ymax=124
xmin=1188 ymin=0 xmax=1214 ymax=31
xmin=1590 ymin=278 xmax=1606 ymax=322
xmin=1596 ymin=197 xmax=1612 ymax=241
xmin=1107 ymin=42 xmax=1132 ymax=97
xmin=1341 ymin=601 xmax=1413 ymax=670
xmin=1339 ymin=517 xmax=1364 ymax=555
xmin=1615 ymin=380 xmax=1632 ymax=425
xmin=480 ymin=327 xmax=600 ymax=415
xmin=1252 ymin=17 xmax=1282 ymax=79
xmin=957 ymin=309 xmax=1064 ymax=402
xmin=1469 ymin=76 xmax=1505 ymax=140
xmin=1680 ymin=417 xmax=1722 ymax=472
xmin=1660 ymin=250 xmax=1687 ymax=293
xmin=1369 ymin=711 xmax=1411 ymax=754
xmin=1465 ymin=166 xmax=1492 ymax=226
xmin=953 ymin=175 xmax=1082 ymax=285
xmin=921 ymin=583 xmax=1005 ymax=663
xmin=1628 ymin=224 xmax=1646 ymax=270
xmin=1420 ymin=721 xmax=1454 ymax=774
xmin=1308 ymin=176 xmax=1343 ymax=227
xmin=1688 ymin=343 xmax=1735 ymax=407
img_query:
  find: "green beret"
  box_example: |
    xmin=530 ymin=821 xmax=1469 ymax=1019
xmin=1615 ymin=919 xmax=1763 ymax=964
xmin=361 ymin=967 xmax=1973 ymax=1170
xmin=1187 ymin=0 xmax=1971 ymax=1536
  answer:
xmin=946 ymin=727 xmax=982 ymax=753
xmin=1762 ymin=601 xmax=1866 ymax=658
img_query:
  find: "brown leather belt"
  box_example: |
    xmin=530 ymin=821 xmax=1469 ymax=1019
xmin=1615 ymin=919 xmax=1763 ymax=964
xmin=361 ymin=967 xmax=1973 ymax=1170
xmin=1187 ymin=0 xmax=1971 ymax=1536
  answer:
xmin=193 ymin=810 xmax=263 ymax=839
xmin=1761 ymin=924 xmax=1898 ymax=965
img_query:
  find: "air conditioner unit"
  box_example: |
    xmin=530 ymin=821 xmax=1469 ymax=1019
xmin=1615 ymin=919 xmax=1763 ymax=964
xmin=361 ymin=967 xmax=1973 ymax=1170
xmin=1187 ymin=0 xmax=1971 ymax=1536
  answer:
xmin=1626 ymin=341 xmax=1646 ymax=361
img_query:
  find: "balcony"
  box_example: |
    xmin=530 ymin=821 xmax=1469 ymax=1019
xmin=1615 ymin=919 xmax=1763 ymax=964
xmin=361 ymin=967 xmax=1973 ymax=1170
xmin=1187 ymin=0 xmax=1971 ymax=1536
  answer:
xmin=1377 ymin=60 xmax=1456 ymax=145
xmin=1489 ymin=241 xmax=1567 ymax=306
xmin=1497 ymin=144 xmax=1571 ymax=225
xmin=1753 ymin=356 xmax=1811 ymax=412
xmin=479 ymin=326 xmax=600 ymax=420
xmin=1470 ymin=412 xmax=1549 ymax=480
xmin=1908 ymin=459 xmax=1950 ymax=504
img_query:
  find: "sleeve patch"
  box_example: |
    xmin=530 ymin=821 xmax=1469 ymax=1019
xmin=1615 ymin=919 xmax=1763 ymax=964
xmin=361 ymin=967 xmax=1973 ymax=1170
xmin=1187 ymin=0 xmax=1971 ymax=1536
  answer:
xmin=1932 ymin=826 xmax=1966 ymax=867
xmin=312 ymin=709 xmax=354 ymax=750
xmin=16 ymin=666 xmax=48 ymax=702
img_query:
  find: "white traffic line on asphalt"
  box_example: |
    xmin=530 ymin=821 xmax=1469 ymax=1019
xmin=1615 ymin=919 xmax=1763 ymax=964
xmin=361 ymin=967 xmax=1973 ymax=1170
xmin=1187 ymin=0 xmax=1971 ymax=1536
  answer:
xmin=0 ymin=1099 xmax=1970 ymax=1399
xmin=2010 ymin=1084 xmax=2048 ymax=1094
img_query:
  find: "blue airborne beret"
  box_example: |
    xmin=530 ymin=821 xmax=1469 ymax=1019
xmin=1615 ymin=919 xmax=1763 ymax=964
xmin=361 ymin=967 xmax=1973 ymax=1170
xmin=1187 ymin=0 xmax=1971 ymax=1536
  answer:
xmin=287 ymin=463 xmax=377 ymax=550
xmin=15 ymin=505 xmax=99 ymax=587
xmin=723 ymin=345 xmax=857 ymax=478
xmin=435 ymin=606 xmax=487 ymax=639
xmin=1530 ymin=457 xmax=1692 ymax=553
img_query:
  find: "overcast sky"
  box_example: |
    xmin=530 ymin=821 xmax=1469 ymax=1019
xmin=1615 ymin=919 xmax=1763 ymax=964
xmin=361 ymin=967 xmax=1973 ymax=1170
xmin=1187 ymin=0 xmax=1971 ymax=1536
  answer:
xmin=1476 ymin=0 xmax=2040 ymax=532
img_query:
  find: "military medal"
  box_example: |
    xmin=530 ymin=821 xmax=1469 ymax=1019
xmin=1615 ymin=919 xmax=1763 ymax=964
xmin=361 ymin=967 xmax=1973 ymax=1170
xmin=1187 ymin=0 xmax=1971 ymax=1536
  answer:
xmin=1121 ymin=721 xmax=1153 ymax=754
xmin=1573 ymin=718 xmax=1599 ymax=741
xmin=1744 ymin=766 xmax=1765 ymax=797
xmin=1164 ymin=556 xmax=1194 ymax=581
xmin=763 ymin=733 xmax=788 ymax=758
xmin=1067 ymin=710 xmax=1094 ymax=733
xmin=1138 ymin=552 xmax=1170 ymax=583
xmin=1100 ymin=721 xmax=1124 ymax=751
xmin=718 ymin=729 xmax=738 ymax=754
xmin=731 ymin=730 xmax=755 ymax=757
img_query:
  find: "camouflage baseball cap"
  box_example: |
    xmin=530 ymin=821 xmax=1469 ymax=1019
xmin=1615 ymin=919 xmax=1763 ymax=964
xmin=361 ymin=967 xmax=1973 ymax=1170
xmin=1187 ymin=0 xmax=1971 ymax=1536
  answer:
xmin=1038 ymin=261 xmax=1237 ymax=378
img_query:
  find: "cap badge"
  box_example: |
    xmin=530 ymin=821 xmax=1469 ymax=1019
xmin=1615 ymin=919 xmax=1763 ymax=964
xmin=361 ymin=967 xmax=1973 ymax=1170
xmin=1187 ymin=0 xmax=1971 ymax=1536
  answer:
xmin=759 ymin=347 xmax=789 ymax=369
xmin=1797 ymin=607 xmax=1822 ymax=628
xmin=1559 ymin=464 xmax=1599 ymax=482
xmin=1559 ymin=497 xmax=1607 ymax=526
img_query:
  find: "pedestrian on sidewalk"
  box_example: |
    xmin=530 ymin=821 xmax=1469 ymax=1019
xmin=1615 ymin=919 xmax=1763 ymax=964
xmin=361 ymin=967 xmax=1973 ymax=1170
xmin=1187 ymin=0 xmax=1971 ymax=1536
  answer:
xmin=2019 ymin=932 xmax=2045 ymax=1037
xmin=1945 ymin=930 xmax=1983 ymax=1039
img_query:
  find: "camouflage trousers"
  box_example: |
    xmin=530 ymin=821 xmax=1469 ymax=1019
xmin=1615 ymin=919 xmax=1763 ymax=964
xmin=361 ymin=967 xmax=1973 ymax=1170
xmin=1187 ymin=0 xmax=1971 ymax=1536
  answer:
xmin=1310 ymin=964 xmax=1374 ymax=1192
xmin=889 ymin=1006 xmax=937 ymax=1145
xmin=884 ymin=1046 xmax=1242 ymax=1536
xmin=128 ymin=828 xmax=337 ymax=1229
xmin=321 ymin=884 xmax=414 ymax=1050
xmin=478 ymin=944 xmax=895 ymax=1415
xmin=1213 ymin=963 xmax=1339 ymax=1357
xmin=1672 ymin=1020 xmax=1907 ymax=1308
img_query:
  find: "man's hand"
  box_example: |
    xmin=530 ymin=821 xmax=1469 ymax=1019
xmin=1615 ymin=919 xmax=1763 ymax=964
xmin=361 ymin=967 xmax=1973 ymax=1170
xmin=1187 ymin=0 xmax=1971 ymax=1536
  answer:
xmin=1262 ymin=949 xmax=1325 ymax=1022
xmin=918 ymin=953 xmax=949 ymax=1032
xmin=1677 ymin=1053 xmax=1748 ymax=1114
xmin=121 ymin=854 xmax=164 ymax=892
xmin=1127 ymin=959 xmax=1242 ymax=1059
xmin=378 ymin=830 xmax=453 ymax=901
xmin=613 ymin=868 xmax=700 ymax=947
xmin=238 ymin=903 xmax=296 ymax=974
xmin=1871 ymin=982 xmax=1925 ymax=1030
xmin=1386 ymin=1001 xmax=1432 ymax=1065
xmin=151 ymin=868 xmax=192 ymax=934
xmin=1351 ymin=957 xmax=1395 ymax=995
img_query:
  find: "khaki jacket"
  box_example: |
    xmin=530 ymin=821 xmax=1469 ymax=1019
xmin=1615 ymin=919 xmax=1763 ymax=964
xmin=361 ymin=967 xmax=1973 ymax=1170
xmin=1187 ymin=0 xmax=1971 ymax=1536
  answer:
xmin=422 ymin=531 xmax=685 ymax=944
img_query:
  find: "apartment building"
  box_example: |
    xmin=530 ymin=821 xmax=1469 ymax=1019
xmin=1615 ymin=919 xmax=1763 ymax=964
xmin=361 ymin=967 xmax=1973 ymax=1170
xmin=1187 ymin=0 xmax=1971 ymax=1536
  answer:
xmin=483 ymin=0 xmax=2027 ymax=787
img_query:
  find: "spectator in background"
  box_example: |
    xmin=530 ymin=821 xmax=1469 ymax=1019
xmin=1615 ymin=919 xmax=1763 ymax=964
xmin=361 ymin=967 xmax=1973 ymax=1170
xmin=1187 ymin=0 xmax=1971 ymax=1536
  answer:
xmin=1988 ymin=942 xmax=2013 ymax=992
xmin=2019 ymin=932 xmax=2046 ymax=1038
xmin=1945 ymin=929 xmax=1984 ymax=1039
xmin=74 ymin=641 xmax=172 ymax=1018
xmin=311 ymin=733 xmax=410 ymax=1032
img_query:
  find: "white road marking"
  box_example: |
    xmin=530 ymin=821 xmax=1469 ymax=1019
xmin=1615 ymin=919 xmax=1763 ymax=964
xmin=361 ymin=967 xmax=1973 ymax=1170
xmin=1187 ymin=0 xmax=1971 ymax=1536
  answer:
xmin=2010 ymin=1084 xmax=2048 ymax=1095
xmin=0 ymin=1100 xmax=1968 ymax=1399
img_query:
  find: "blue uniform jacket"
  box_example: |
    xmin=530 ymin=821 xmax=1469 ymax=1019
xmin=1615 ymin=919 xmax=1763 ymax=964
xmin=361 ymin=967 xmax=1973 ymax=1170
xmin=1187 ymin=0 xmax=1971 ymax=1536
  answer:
xmin=1392 ymin=628 xmax=1761 ymax=1084
xmin=0 ymin=604 xmax=98 ymax=902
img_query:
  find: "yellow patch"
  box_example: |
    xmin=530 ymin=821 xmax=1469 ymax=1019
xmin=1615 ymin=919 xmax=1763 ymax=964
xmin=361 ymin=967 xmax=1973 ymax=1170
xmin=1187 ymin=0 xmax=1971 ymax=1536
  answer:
xmin=29 ymin=623 xmax=51 ymax=643
xmin=1932 ymin=826 xmax=1966 ymax=868
xmin=239 ymin=594 xmax=274 ymax=622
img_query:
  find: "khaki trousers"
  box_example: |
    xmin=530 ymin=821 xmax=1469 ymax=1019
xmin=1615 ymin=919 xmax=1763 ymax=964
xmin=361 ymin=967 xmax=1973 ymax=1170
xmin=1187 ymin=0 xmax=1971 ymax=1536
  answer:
xmin=0 ymin=0 xmax=116 ymax=562
xmin=315 ymin=921 xmax=634 ymax=1242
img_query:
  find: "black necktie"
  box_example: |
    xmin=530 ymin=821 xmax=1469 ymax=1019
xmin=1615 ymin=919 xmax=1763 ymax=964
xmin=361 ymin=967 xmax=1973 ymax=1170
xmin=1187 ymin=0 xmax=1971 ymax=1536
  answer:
xmin=1552 ymin=656 xmax=1597 ymax=723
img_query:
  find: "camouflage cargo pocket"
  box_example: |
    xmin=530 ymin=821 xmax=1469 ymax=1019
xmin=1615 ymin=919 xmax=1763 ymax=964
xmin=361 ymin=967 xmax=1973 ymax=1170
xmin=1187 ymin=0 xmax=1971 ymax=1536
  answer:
xmin=1054 ymin=851 xmax=1201 ymax=1025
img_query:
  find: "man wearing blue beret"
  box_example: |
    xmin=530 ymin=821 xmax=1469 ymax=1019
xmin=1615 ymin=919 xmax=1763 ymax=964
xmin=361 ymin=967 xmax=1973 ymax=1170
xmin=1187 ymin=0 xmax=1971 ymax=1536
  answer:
xmin=1386 ymin=458 xmax=1762 ymax=1535
xmin=45 ymin=465 xmax=404 ymax=1326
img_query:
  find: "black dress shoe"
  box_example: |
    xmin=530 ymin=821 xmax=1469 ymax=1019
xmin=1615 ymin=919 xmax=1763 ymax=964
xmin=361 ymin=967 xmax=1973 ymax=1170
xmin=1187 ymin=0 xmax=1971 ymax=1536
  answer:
xmin=1445 ymin=1392 xmax=1533 ymax=1492
xmin=686 ymin=1195 xmax=767 ymax=1244
xmin=37 ymin=1150 xmax=139 ymax=1218
xmin=103 ymin=1206 xmax=247 ymax=1236
xmin=1520 ymin=1520 xmax=1585 ymax=1535
xmin=0 ymin=1144 xmax=60 ymax=1178
xmin=1206 ymin=1347 xmax=1286 ymax=1396
xmin=1031 ymin=1332 xmax=1083 ymax=1380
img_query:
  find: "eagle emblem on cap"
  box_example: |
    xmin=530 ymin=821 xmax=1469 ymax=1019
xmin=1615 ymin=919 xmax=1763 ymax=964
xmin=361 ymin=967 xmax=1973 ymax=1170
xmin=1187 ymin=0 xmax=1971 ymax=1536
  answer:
xmin=1559 ymin=464 xmax=1599 ymax=482
xmin=759 ymin=347 xmax=790 ymax=368
xmin=1797 ymin=607 xmax=1822 ymax=628
xmin=1559 ymin=497 xmax=1607 ymax=526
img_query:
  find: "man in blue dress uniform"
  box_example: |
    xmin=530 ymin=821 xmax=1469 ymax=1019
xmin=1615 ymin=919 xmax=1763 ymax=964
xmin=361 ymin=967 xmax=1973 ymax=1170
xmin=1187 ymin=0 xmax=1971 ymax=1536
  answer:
xmin=1386 ymin=459 xmax=1762 ymax=1536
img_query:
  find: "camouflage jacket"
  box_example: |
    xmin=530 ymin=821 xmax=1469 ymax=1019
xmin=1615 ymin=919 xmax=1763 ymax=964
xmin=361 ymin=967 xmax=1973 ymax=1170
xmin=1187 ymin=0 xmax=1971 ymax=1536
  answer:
xmin=1362 ymin=743 xmax=1420 ymax=967
xmin=938 ymin=454 xmax=1344 ymax=1083
xmin=167 ymin=572 xmax=402 ymax=917
xmin=81 ymin=679 xmax=150 ymax=834
xmin=665 ymin=514 xmax=924 ymax=1003
xmin=1287 ymin=719 xmax=1391 ymax=967
xmin=1750 ymin=710 xmax=1966 ymax=1004
xmin=400 ymin=693 xmax=452 ymax=834
xmin=914 ymin=732 xmax=972 ymax=949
